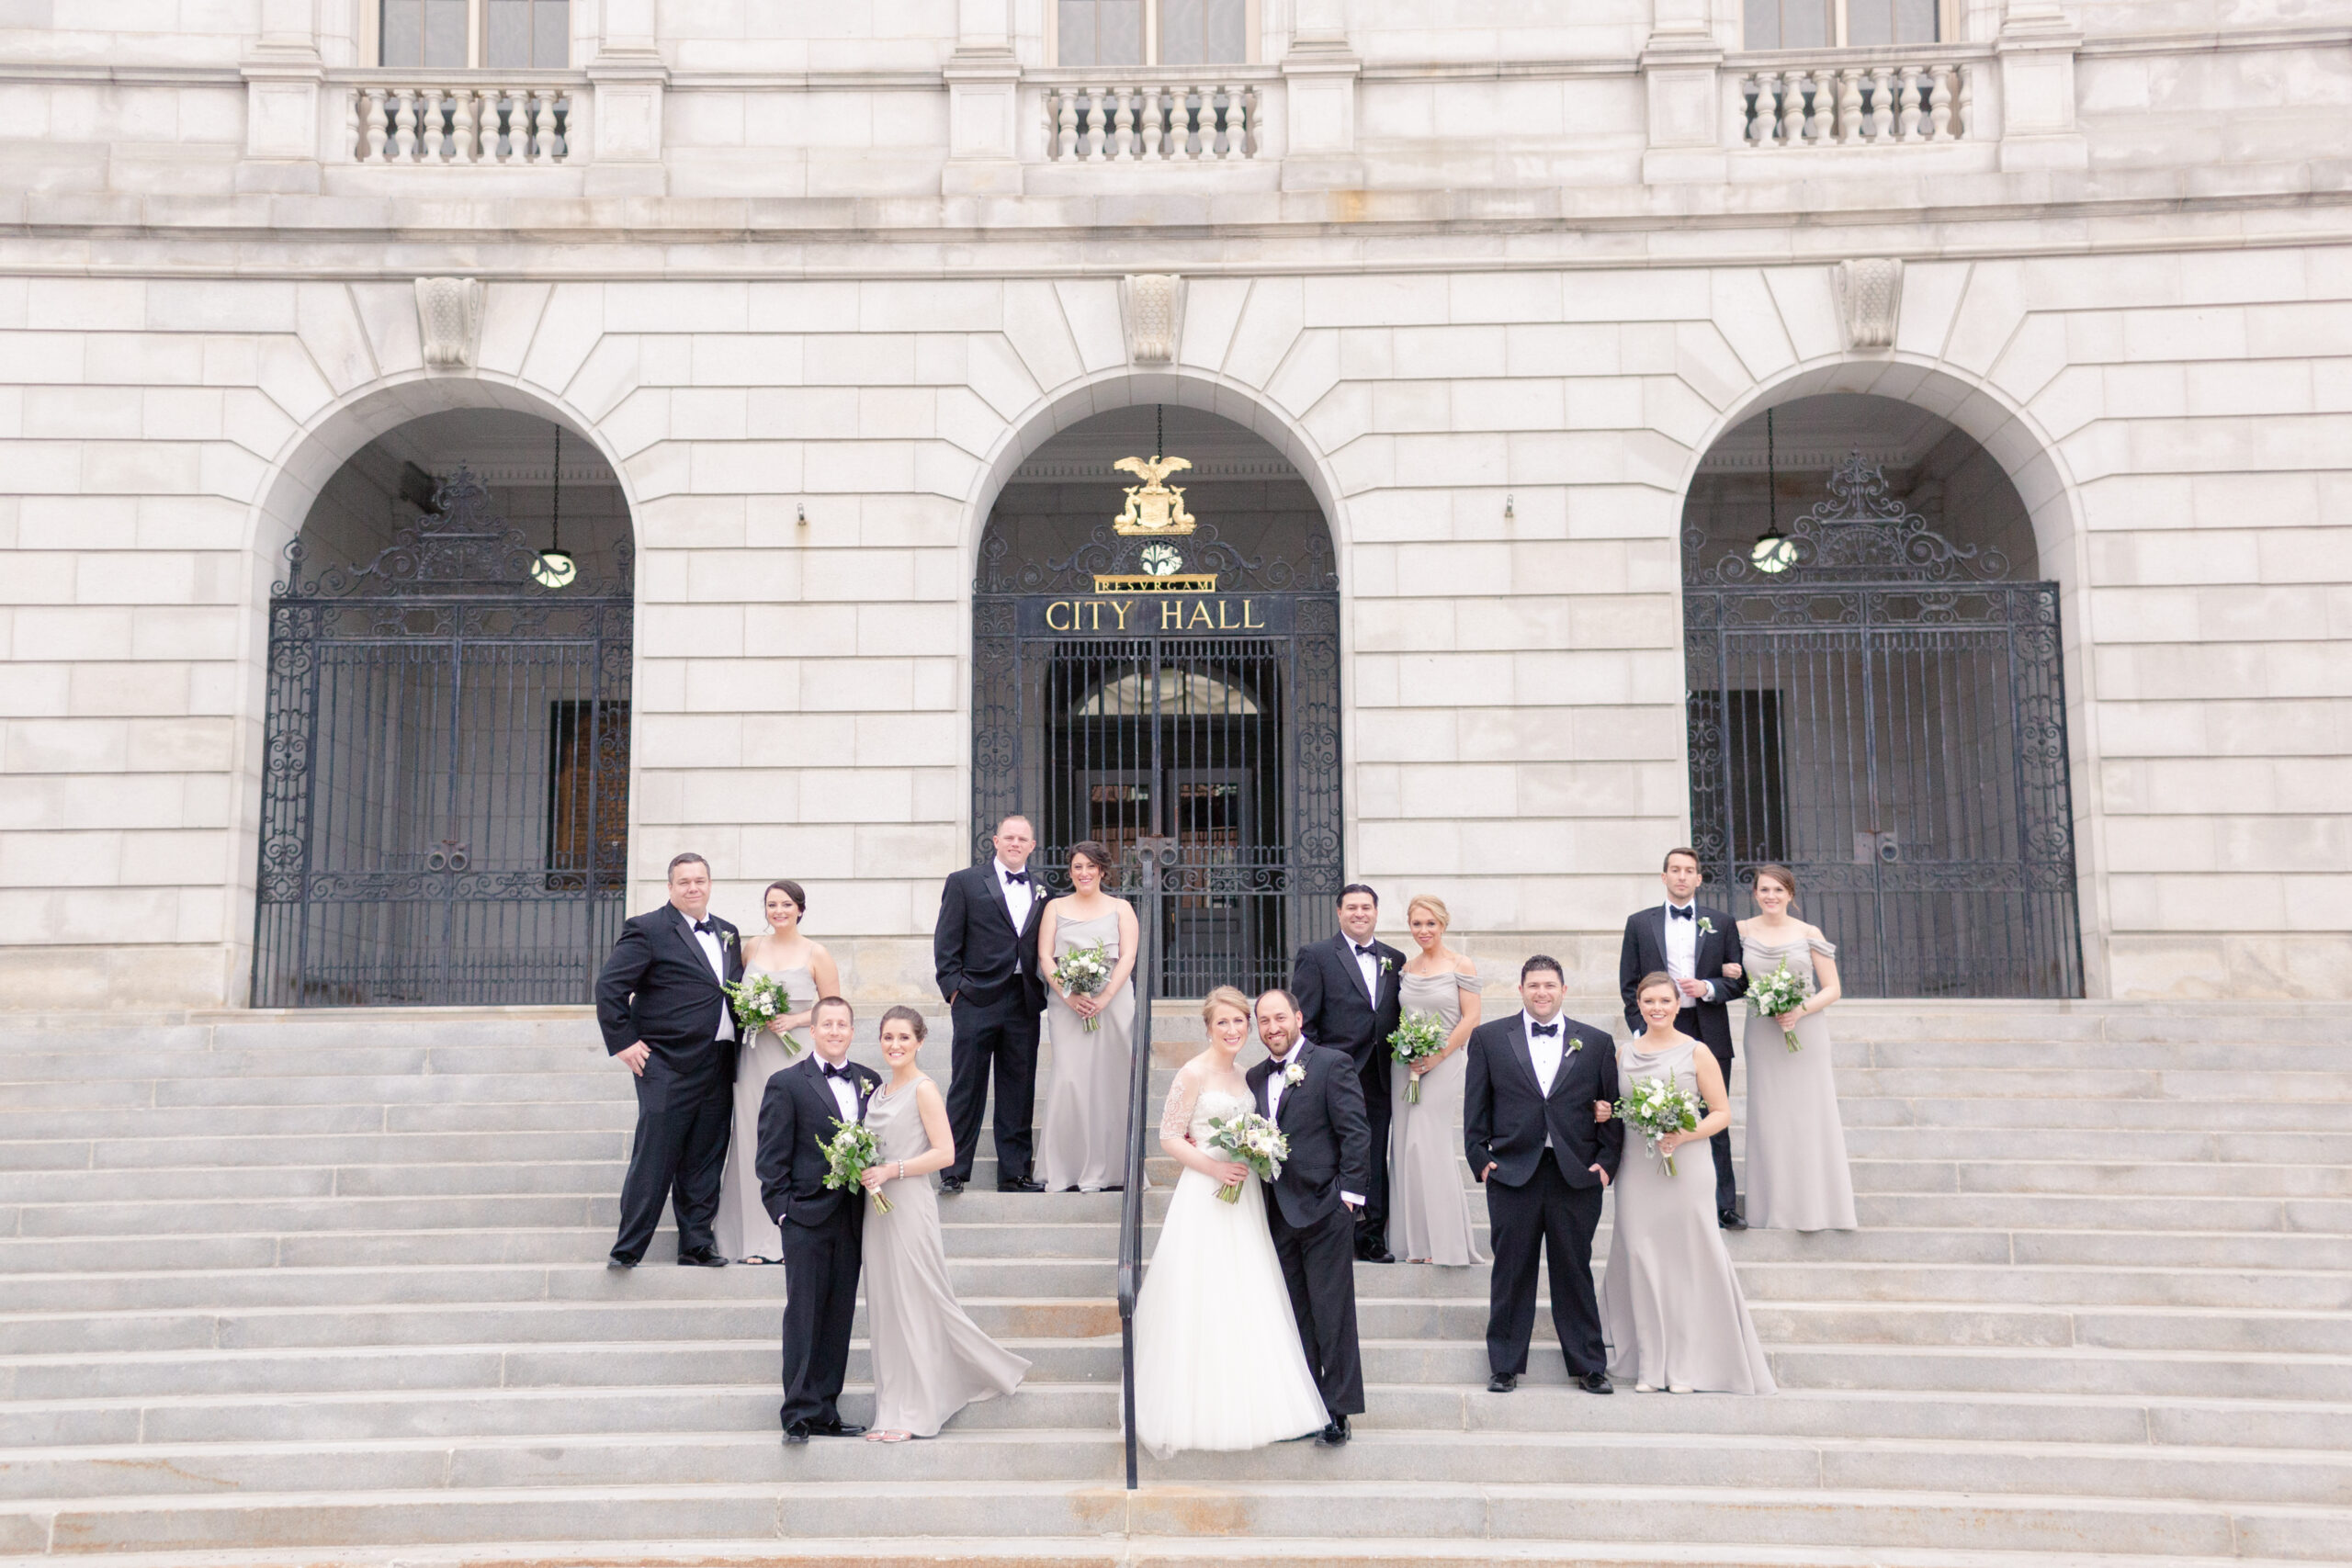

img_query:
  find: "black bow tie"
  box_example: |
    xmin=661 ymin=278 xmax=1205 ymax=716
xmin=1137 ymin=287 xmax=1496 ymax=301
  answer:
xmin=821 ymin=1062 xmax=854 ymax=1081
xmin=1668 ymin=906 xmax=1694 ymax=921
xmin=1353 ymin=943 xmax=1377 ymax=958
xmin=691 ymin=919 xmax=716 ymax=934
xmin=1529 ymin=1021 xmax=1560 ymax=1038
xmin=1003 ymin=871 xmax=1030 ymax=886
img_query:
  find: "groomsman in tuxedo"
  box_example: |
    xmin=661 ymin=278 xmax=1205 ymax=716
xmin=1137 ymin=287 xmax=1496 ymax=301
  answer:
xmin=1290 ymin=884 xmax=1406 ymax=1262
xmin=1247 ymin=987 xmax=1372 ymax=1445
xmin=596 ymin=852 xmax=742 ymax=1269
xmin=1618 ymin=846 xmax=1749 ymax=1228
xmin=757 ymin=996 xmax=878 ymax=1441
xmin=1463 ymin=955 xmax=1623 ymax=1394
xmin=933 ymin=814 xmax=1048 ymax=1193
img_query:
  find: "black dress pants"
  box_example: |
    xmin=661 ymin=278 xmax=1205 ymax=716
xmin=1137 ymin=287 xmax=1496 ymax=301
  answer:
xmin=777 ymin=1203 xmax=863 ymax=1428
xmin=1352 ymin=1049 xmax=1392 ymax=1252
xmin=610 ymin=1051 xmax=732 ymax=1264
xmin=1671 ymin=1009 xmax=1739 ymax=1216
xmin=1267 ymin=1200 xmax=1365 ymax=1417
xmin=944 ymin=992 xmax=1040 ymax=1184
xmin=1483 ymin=1157 xmax=1607 ymax=1378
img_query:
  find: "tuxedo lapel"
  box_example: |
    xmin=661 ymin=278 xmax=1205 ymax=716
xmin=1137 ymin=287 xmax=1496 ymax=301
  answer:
xmin=1334 ymin=934 xmax=1374 ymax=1006
xmin=668 ymin=908 xmax=724 ymax=993
xmin=981 ymin=865 xmax=1019 ymax=938
xmin=1511 ymin=1016 xmax=1546 ymax=1100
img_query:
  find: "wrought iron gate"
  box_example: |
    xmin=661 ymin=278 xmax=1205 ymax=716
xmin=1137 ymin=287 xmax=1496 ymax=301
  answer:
xmin=974 ymin=518 xmax=1341 ymax=997
xmin=253 ymin=468 xmax=632 ymax=1007
xmin=1683 ymin=455 xmax=2083 ymax=998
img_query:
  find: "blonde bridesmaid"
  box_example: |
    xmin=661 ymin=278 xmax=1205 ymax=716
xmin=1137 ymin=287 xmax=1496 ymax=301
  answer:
xmin=715 ymin=880 xmax=840 ymax=1264
xmin=1389 ymin=896 xmax=1486 ymax=1267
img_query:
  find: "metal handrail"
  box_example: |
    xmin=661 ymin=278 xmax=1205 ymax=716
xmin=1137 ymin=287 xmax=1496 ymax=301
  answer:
xmin=1115 ymin=835 xmax=1177 ymax=1491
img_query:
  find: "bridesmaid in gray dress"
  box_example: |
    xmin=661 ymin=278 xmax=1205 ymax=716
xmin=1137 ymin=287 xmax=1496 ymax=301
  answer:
xmin=1389 ymin=895 xmax=1487 ymax=1266
xmin=1600 ymin=972 xmax=1775 ymax=1395
xmin=1036 ymin=841 xmax=1138 ymax=1193
xmin=1736 ymin=865 xmax=1856 ymax=1232
xmin=859 ymin=1006 xmax=1031 ymax=1441
xmin=716 ymin=879 xmax=840 ymax=1263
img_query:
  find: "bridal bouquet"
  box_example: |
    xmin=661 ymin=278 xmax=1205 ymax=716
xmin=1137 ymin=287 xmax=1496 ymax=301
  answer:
xmin=1615 ymin=1076 xmax=1704 ymax=1177
xmin=1747 ymin=960 xmax=1810 ymax=1053
xmin=819 ymin=1117 xmax=891 ymax=1214
xmin=1388 ymin=1010 xmax=1448 ymax=1103
xmin=1202 ymin=1111 xmax=1288 ymax=1204
xmin=1054 ymin=940 xmax=1114 ymax=1032
xmin=724 ymin=973 xmax=799 ymax=1055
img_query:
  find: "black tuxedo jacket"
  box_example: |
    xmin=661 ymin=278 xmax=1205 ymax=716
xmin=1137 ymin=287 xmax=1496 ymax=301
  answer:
xmin=1246 ymin=1043 xmax=1373 ymax=1229
xmin=1291 ymin=932 xmax=1406 ymax=1073
xmin=1619 ymin=902 xmax=1747 ymax=1059
xmin=1463 ymin=1012 xmax=1624 ymax=1191
xmin=933 ymin=862 xmax=1047 ymax=1012
xmin=756 ymin=1053 xmax=883 ymax=1230
xmin=595 ymin=906 xmax=743 ymax=1091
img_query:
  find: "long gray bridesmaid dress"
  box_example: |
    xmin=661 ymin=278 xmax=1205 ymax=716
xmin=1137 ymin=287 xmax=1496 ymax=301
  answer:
xmin=1739 ymin=930 xmax=1858 ymax=1232
xmin=713 ymin=962 xmax=810 ymax=1261
xmin=862 ymin=1079 xmax=1030 ymax=1436
xmin=1600 ymin=1036 xmax=1775 ymax=1393
xmin=1388 ymin=963 xmax=1487 ymax=1266
xmin=1036 ymin=909 xmax=1136 ymax=1192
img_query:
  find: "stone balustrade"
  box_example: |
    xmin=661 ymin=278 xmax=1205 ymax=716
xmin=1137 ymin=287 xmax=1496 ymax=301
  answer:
xmin=1040 ymin=79 xmax=1263 ymax=163
xmin=344 ymin=77 xmax=579 ymax=165
xmin=1736 ymin=54 xmax=1975 ymax=149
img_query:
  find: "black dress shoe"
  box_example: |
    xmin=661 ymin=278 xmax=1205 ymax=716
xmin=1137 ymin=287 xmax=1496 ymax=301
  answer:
xmin=1356 ymin=1242 xmax=1396 ymax=1264
xmin=782 ymin=1422 xmax=811 ymax=1444
xmin=605 ymin=1257 xmax=638 ymax=1269
xmin=1718 ymin=1210 xmax=1748 ymax=1231
xmin=1487 ymin=1371 xmax=1517 ymax=1393
xmin=939 ymin=1176 xmax=966 ymax=1194
xmin=808 ymin=1417 xmax=867 ymax=1438
xmin=1578 ymin=1371 xmax=1614 ymax=1395
xmin=676 ymin=1248 xmax=729 ymax=1267
xmin=998 ymin=1177 xmax=1046 ymax=1193
xmin=1317 ymin=1415 xmax=1351 ymax=1446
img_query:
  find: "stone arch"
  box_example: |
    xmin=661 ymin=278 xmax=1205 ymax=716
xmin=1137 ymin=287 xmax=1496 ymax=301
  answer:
xmin=1670 ymin=354 xmax=2108 ymax=996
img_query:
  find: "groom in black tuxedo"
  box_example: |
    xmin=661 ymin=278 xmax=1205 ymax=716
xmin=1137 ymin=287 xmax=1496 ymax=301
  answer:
xmin=1247 ymin=987 xmax=1372 ymax=1445
xmin=1464 ymin=955 xmax=1623 ymax=1394
xmin=595 ymin=852 xmax=742 ymax=1269
xmin=757 ymin=996 xmax=879 ymax=1441
xmin=1618 ymin=846 xmax=1748 ymax=1227
xmin=1290 ymin=884 xmax=1406 ymax=1262
xmin=933 ymin=813 xmax=1048 ymax=1193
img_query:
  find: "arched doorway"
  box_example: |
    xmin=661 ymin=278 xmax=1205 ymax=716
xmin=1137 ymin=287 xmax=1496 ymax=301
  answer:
xmin=1680 ymin=394 xmax=2083 ymax=998
xmin=972 ymin=403 xmax=1340 ymax=997
xmin=252 ymin=408 xmax=634 ymax=1006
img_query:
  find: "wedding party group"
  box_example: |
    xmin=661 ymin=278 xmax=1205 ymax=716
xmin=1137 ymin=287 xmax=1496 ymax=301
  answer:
xmin=592 ymin=824 xmax=1860 ymax=1453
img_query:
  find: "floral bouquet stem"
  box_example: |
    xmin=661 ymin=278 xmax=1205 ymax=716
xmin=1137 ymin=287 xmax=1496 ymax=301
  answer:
xmin=820 ymin=1118 xmax=890 ymax=1214
xmin=1203 ymin=1111 xmax=1288 ymax=1203
xmin=1747 ymin=959 xmax=1811 ymax=1054
xmin=1388 ymin=1010 xmax=1448 ymax=1104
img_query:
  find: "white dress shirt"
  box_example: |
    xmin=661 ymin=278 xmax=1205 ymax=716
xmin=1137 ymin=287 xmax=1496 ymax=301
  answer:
xmin=687 ymin=913 xmax=736 ymax=1040
xmin=998 ymin=860 xmax=1035 ymax=971
xmin=1663 ymin=897 xmax=1707 ymax=1009
xmin=818 ymin=1060 xmax=860 ymax=1126
xmin=1262 ymin=1043 xmax=1363 ymax=1208
xmin=1348 ymin=939 xmax=1381 ymax=1003
xmin=1525 ymin=1011 xmax=1566 ymax=1148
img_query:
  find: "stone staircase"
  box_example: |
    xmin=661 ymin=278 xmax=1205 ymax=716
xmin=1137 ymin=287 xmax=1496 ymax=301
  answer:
xmin=0 ymin=999 xmax=2346 ymax=1566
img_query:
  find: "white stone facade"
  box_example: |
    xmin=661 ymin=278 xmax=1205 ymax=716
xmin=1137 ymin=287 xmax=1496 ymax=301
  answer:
xmin=0 ymin=1 xmax=2347 ymax=1008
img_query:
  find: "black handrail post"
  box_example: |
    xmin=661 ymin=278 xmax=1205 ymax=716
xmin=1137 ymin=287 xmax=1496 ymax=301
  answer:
xmin=1117 ymin=835 xmax=1176 ymax=1493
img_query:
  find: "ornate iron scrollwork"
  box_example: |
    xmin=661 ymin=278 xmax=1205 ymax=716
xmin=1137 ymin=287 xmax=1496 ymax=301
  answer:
xmin=1687 ymin=450 xmax=2010 ymax=587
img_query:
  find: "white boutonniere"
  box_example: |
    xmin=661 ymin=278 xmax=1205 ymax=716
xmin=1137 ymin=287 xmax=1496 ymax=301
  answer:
xmin=1568 ymin=1036 xmax=1584 ymax=1055
xmin=1283 ymin=1063 xmax=1306 ymax=1087
xmin=1696 ymin=916 xmax=1714 ymax=935
xmin=1379 ymin=954 xmax=1396 ymax=975
xmin=722 ymin=929 xmax=738 ymax=948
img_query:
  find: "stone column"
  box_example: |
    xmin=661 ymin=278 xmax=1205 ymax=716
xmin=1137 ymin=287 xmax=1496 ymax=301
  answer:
xmin=587 ymin=0 xmax=669 ymax=194
xmin=943 ymin=0 xmax=1023 ymax=196
xmin=1994 ymin=0 xmax=2086 ymax=171
xmin=240 ymin=0 xmax=326 ymax=190
xmin=1638 ymin=0 xmax=1727 ymax=184
xmin=1280 ymin=0 xmax=1362 ymax=188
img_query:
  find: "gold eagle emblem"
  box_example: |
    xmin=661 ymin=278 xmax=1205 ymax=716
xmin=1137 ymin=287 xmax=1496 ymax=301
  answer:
xmin=1113 ymin=454 xmax=1197 ymax=535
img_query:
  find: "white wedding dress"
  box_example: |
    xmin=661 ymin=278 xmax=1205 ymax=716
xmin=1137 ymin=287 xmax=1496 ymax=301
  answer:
xmin=1131 ymin=1083 xmax=1331 ymax=1458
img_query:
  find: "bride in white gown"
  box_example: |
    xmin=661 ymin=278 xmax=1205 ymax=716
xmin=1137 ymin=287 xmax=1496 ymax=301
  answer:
xmin=1132 ymin=987 xmax=1331 ymax=1458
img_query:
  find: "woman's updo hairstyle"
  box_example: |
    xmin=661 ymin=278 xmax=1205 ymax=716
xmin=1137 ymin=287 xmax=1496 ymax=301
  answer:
xmin=1069 ymin=840 xmax=1114 ymax=881
xmin=1201 ymin=986 xmax=1252 ymax=1025
xmin=877 ymin=1004 xmax=928 ymax=1042
xmin=1753 ymin=864 xmax=1798 ymax=908
xmin=1636 ymin=969 xmax=1679 ymax=999
xmin=1406 ymin=894 xmax=1451 ymax=930
xmin=765 ymin=879 xmax=808 ymax=912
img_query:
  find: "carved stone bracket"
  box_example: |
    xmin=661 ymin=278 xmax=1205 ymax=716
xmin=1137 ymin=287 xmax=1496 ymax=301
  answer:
xmin=1122 ymin=275 xmax=1186 ymax=364
xmin=1836 ymin=258 xmax=1904 ymax=351
xmin=414 ymin=278 xmax=486 ymax=368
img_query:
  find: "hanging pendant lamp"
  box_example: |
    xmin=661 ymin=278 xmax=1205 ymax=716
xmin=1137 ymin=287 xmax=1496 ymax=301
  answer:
xmin=532 ymin=425 xmax=578 ymax=589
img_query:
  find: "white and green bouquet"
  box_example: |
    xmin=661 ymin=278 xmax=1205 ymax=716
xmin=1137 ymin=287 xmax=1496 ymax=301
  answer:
xmin=1747 ymin=960 xmax=1810 ymax=1053
xmin=1053 ymin=940 xmax=1114 ymax=1032
xmin=1388 ymin=1010 xmax=1449 ymax=1103
xmin=724 ymin=972 xmax=799 ymax=1055
xmin=1202 ymin=1110 xmax=1289 ymax=1204
xmin=819 ymin=1117 xmax=891 ymax=1214
xmin=1615 ymin=1075 xmax=1705 ymax=1177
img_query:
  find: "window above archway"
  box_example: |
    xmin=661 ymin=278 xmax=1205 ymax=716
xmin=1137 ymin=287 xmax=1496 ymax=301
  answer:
xmin=378 ymin=0 xmax=569 ymax=68
xmin=1744 ymin=0 xmax=1943 ymax=50
xmin=1055 ymin=0 xmax=1253 ymax=67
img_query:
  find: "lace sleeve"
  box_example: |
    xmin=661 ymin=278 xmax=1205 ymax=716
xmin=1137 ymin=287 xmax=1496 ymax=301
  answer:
xmin=1159 ymin=1073 xmax=1199 ymax=1142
